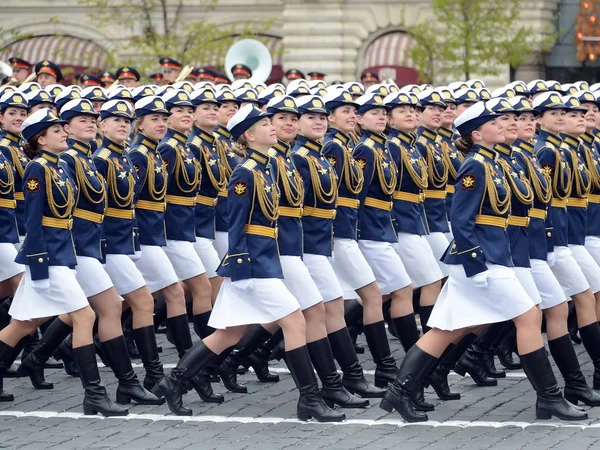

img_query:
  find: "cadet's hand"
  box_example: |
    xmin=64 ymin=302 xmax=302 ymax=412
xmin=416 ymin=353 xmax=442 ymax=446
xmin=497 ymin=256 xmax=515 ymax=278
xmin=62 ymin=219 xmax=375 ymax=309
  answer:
xmin=31 ymin=278 xmax=50 ymax=291
xmin=547 ymin=252 xmax=556 ymax=268
xmin=232 ymin=279 xmax=253 ymax=291
xmin=471 ymin=270 xmax=491 ymax=288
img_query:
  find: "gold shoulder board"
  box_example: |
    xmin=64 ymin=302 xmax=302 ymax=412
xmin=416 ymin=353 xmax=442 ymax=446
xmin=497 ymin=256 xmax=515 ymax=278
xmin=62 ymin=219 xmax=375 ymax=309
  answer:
xmin=473 ymin=154 xmax=485 ymax=163
xmin=242 ymin=159 xmax=257 ymax=170
xmin=417 ymin=136 xmax=427 ymax=146
xmin=364 ymin=138 xmax=375 ymax=148
xmin=65 ymin=149 xmax=78 ymax=157
xmin=267 ymin=148 xmax=277 ymax=157
xmin=168 ymin=138 xmax=178 ymax=147
xmin=296 ymin=147 xmax=309 ymax=157
xmin=97 ymin=148 xmax=111 ymax=159
xmin=0 ymin=138 xmax=9 ymax=148
xmin=191 ymin=136 xmax=201 ymax=148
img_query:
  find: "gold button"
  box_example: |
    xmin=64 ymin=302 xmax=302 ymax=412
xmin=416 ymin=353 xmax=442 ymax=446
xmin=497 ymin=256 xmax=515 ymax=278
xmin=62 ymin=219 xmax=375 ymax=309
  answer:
xmin=452 ymin=243 xmax=456 ymax=249
xmin=38 ymin=257 xmax=44 ymax=263
xmin=237 ymin=258 xmax=243 ymax=264
xmin=547 ymin=232 xmax=552 ymax=237
xmin=471 ymin=252 xmax=477 ymax=258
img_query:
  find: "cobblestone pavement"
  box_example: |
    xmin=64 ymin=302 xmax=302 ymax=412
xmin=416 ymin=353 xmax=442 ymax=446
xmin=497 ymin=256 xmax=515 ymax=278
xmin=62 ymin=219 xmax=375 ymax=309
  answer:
xmin=1 ymin=328 xmax=599 ymax=450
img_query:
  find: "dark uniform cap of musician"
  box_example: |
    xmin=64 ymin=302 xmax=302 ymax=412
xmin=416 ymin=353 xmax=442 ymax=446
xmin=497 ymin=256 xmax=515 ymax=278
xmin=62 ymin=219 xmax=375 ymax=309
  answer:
xmin=24 ymin=89 xmax=54 ymax=109
xmin=34 ymin=60 xmax=63 ymax=82
xmin=100 ymin=71 xmax=116 ymax=83
xmin=213 ymin=72 xmax=230 ymax=85
xmin=9 ymin=57 xmax=31 ymax=70
xmin=231 ymin=64 xmax=252 ymax=78
xmin=360 ymin=71 xmax=379 ymax=83
xmin=115 ymin=66 xmax=140 ymax=82
xmin=159 ymin=57 xmax=182 ymax=70
xmin=148 ymin=73 xmax=164 ymax=83
xmin=285 ymin=69 xmax=305 ymax=80
xmin=80 ymin=73 xmax=103 ymax=87
xmin=192 ymin=67 xmax=214 ymax=81
xmin=307 ymin=71 xmax=326 ymax=81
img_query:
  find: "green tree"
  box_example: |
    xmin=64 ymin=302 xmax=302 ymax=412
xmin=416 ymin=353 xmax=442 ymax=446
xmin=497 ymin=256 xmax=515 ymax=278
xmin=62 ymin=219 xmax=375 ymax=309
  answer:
xmin=78 ymin=0 xmax=276 ymax=77
xmin=405 ymin=0 xmax=557 ymax=81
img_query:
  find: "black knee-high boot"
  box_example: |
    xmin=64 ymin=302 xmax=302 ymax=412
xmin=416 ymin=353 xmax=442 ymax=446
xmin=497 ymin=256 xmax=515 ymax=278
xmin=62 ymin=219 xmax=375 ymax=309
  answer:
xmin=121 ymin=308 xmax=140 ymax=359
xmin=100 ymin=335 xmax=164 ymax=405
xmin=344 ymin=299 xmax=365 ymax=354
xmin=285 ymin=345 xmax=345 ymax=422
xmin=74 ymin=344 xmax=129 ymax=417
xmin=328 ymin=327 xmax=385 ymax=398
xmin=2 ymin=334 xmax=32 ymax=378
xmin=363 ymin=321 xmax=398 ymax=388
xmin=307 ymin=337 xmax=368 ymax=408
xmin=578 ymin=322 xmax=600 ymax=390
xmin=19 ymin=318 xmax=73 ymax=389
xmin=470 ymin=322 xmax=507 ymax=379
xmin=133 ymin=325 xmax=164 ymax=391
xmin=380 ymin=345 xmax=439 ymax=422
xmin=418 ymin=305 xmax=434 ymax=335
xmin=548 ymin=333 xmax=600 ymax=406
xmin=245 ymin=328 xmax=283 ymax=381
xmin=496 ymin=322 xmax=521 ymax=370
xmin=53 ymin=334 xmax=79 ymax=377
xmin=0 ymin=339 xmax=21 ymax=401
xmin=192 ymin=311 xmax=214 ymax=339
xmin=454 ymin=329 xmax=498 ymax=387
xmin=153 ymin=295 xmax=168 ymax=333
xmin=520 ymin=347 xmax=587 ymax=420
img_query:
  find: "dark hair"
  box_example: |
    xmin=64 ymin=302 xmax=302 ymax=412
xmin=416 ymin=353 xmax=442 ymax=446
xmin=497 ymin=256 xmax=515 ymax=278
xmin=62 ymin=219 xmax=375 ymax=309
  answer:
xmin=234 ymin=135 xmax=248 ymax=158
xmin=22 ymin=129 xmax=48 ymax=159
xmin=454 ymin=135 xmax=474 ymax=154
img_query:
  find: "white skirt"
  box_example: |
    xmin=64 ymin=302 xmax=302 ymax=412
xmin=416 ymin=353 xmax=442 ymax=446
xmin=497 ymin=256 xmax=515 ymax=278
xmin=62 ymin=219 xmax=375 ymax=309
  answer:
xmin=569 ymin=244 xmax=600 ymax=294
xmin=331 ymin=238 xmax=376 ymax=295
xmin=512 ymin=267 xmax=542 ymax=306
xmin=209 ymin=278 xmax=300 ymax=329
xmin=423 ymin=232 xmax=450 ymax=277
xmin=75 ymin=256 xmax=114 ymax=298
xmin=0 ymin=243 xmax=24 ymax=282
xmin=358 ymin=240 xmax=411 ymax=295
xmin=550 ymin=246 xmax=590 ymax=297
xmin=281 ymin=255 xmax=323 ymax=310
xmin=393 ymin=233 xmax=444 ymax=288
xmin=163 ymin=240 xmax=205 ymax=281
xmin=428 ymin=263 xmax=535 ymax=331
xmin=135 ymin=245 xmax=179 ymax=294
xmin=9 ymin=266 xmax=89 ymax=321
xmin=214 ymin=231 xmax=228 ymax=260
xmin=530 ymin=259 xmax=567 ymax=310
xmin=584 ymin=235 xmax=600 ymax=267
xmin=104 ymin=254 xmax=147 ymax=296
xmin=303 ymin=253 xmax=344 ymax=302
xmin=194 ymin=237 xmax=221 ymax=279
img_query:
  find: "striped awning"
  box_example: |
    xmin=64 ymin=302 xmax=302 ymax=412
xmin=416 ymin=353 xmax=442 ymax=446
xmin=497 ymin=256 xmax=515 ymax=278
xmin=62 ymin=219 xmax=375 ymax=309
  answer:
xmin=0 ymin=35 xmax=108 ymax=69
xmin=363 ymin=32 xmax=416 ymax=68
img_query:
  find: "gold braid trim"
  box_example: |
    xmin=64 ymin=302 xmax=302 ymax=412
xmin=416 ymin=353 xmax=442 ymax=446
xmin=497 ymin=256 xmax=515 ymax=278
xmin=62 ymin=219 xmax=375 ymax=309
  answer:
xmin=203 ymin=146 xmax=228 ymax=193
xmin=426 ymin=143 xmax=448 ymax=188
xmin=498 ymin=159 xmax=534 ymax=205
xmin=582 ymin=144 xmax=600 ymax=191
xmin=275 ymin=156 xmax=303 ymax=207
xmin=146 ymin=154 xmax=167 ymax=201
xmin=374 ymin=148 xmax=397 ymax=195
xmin=106 ymin=159 xmax=135 ymax=208
xmin=519 ymin=152 xmax=552 ymax=204
xmin=550 ymin=148 xmax=572 ymax=200
xmin=341 ymin=147 xmax=364 ymax=194
xmin=10 ymin=146 xmax=25 ymax=178
xmin=393 ymin=138 xmax=428 ymax=190
xmin=254 ymin=172 xmax=279 ymax=221
xmin=440 ymin=140 xmax=462 ymax=180
xmin=72 ymin=156 xmax=106 ymax=205
xmin=0 ymin=161 xmax=15 ymax=195
xmin=215 ymin=140 xmax=234 ymax=179
xmin=483 ymin=162 xmax=511 ymax=215
xmin=173 ymin=144 xmax=200 ymax=194
xmin=44 ymin=166 xmax=74 ymax=219
xmin=307 ymin=155 xmax=337 ymax=204
xmin=569 ymin=149 xmax=592 ymax=198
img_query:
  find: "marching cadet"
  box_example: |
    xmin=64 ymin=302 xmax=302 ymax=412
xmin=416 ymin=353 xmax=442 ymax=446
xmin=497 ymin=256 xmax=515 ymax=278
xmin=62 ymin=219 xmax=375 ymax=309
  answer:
xmin=415 ymin=90 xmax=451 ymax=277
xmin=100 ymin=72 xmax=116 ymax=89
xmin=533 ymin=92 xmax=600 ymax=389
xmin=34 ymin=60 xmax=63 ymax=89
xmin=292 ymin=95 xmax=384 ymax=399
xmin=24 ymin=89 xmax=55 ymax=114
xmin=1 ymin=108 xmax=129 ymax=417
xmin=8 ymin=57 xmax=31 ymax=84
xmin=19 ymin=98 xmax=163 ymax=406
xmin=213 ymin=89 xmax=241 ymax=258
xmin=160 ymin=57 xmax=182 ymax=83
xmin=0 ymin=91 xmax=29 ymax=243
xmin=115 ymin=67 xmax=141 ymax=88
xmin=155 ymin=104 xmax=344 ymax=423
xmin=453 ymin=88 xmax=480 ymax=115
xmin=381 ymin=101 xmax=586 ymax=423
xmin=231 ymin=64 xmax=252 ymax=80
xmin=94 ymin=99 xmax=166 ymax=392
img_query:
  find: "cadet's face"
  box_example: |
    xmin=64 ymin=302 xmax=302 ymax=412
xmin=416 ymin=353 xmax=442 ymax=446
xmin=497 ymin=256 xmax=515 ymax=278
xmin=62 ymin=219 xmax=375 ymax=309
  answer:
xmin=168 ymin=106 xmax=194 ymax=132
xmin=299 ymin=113 xmax=328 ymax=140
xmin=92 ymin=101 xmax=104 ymax=115
xmin=456 ymin=103 xmax=473 ymax=115
xmin=498 ymin=113 xmax=518 ymax=143
xmin=0 ymin=107 xmax=27 ymax=134
xmin=475 ymin=118 xmax=504 ymax=146
xmin=582 ymin=103 xmax=600 ymax=130
xmin=421 ymin=105 xmax=444 ymax=129
xmin=537 ymin=109 xmax=565 ymax=134
xmin=563 ymin=110 xmax=586 ymax=136
xmin=101 ymin=116 xmax=131 ymax=143
xmin=36 ymin=73 xmax=56 ymax=89
xmin=138 ymin=113 xmax=168 ymax=141
xmin=329 ymin=105 xmax=357 ymax=134
xmin=247 ymin=118 xmax=277 ymax=147
xmin=517 ymin=112 xmax=536 ymax=141
xmin=194 ymin=103 xmax=219 ymax=129
xmin=359 ymin=107 xmax=387 ymax=133
xmin=38 ymin=124 xmax=68 ymax=153
xmin=272 ymin=112 xmax=299 ymax=143
xmin=388 ymin=105 xmax=417 ymax=132
xmin=218 ymin=101 xmax=239 ymax=126
xmin=65 ymin=115 xmax=98 ymax=142
xmin=28 ymin=103 xmax=55 ymax=115
xmin=442 ymin=103 xmax=457 ymax=127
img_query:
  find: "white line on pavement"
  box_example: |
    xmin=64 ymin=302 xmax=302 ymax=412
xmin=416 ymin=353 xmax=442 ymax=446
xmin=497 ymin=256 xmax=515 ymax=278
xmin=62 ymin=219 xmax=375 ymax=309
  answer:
xmin=0 ymin=410 xmax=596 ymax=429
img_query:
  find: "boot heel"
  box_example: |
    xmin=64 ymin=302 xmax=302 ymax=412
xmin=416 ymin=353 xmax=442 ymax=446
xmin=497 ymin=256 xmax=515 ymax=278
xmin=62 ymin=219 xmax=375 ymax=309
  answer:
xmin=374 ymin=378 xmax=389 ymax=388
xmin=116 ymin=393 xmax=131 ymax=404
xmin=564 ymin=395 xmax=578 ymax=406
xmin=297 ymin=407 xmax=311 ymax=421
xmin=454 ymin=364 xmax=466 ymax=377
xmin=323 ymin=398 xmax=335 ymax=408
xmin=379 ymin=398 xmax=394 ymax=413
xmin=83 ymin=405 xmax=98 ymax=416
xmin=535 ymin=407 xmax=551 ymax=420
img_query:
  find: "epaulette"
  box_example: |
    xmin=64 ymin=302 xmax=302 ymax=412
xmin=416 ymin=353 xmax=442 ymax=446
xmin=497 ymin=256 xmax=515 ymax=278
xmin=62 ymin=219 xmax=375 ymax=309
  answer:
xmin=364 ymin=138 xmax=375 ymax=148
xmin=191 ymin=136 xmax=202 ymax=149
xmin=136 ymin=145 xmax=148 ymax=156
xmin=332 ymin=138 xmax=344 ymax=147
xmin=268 ymin=148 xmax=277 ymax=158
xmin=212 ymin=132 xmax=221 ymax=140
xmin=64 ymin=149 xmax=78 ymax=158
xmin=545 ymin=142 xmax=555 ymax=150
xmin=417 ymin=136 xmax=428 ymax=146
xmin=296 ymin=147 xmax=309 ymax=157
xmin=0 ymin=138 xmax=10 ymax=148
xmin=34 ymin=157 xmax=48 ymax=166
xmin=242 ymin=159 xmax=257 ymax=170
xmin=389 ymin=137 xmax=401 ymax=147
xmin=168 ymin=138 xmax=179 ymax=148
xmin=473 ymin=154 xmax=486 ymax=163
xmin=96 ymin=148 xmax=111 ymax=159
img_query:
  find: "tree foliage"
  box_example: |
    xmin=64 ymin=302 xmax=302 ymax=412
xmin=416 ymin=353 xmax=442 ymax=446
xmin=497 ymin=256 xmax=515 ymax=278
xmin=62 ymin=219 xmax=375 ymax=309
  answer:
xmin=404 ymin=0 xmax=557 ymax=81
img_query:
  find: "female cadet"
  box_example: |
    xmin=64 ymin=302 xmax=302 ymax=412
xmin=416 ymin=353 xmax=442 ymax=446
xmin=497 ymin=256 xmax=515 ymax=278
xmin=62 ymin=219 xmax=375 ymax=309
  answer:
xmin=18 ymin=99 xmax=163 ymax=406
xmin=0 ymin=91 xmax=29 ymax=244
xmin=321 ymin=89 xmax=401 ymax=393
xmin=213 ymin=90 xmax=241 ymax=259
xmin=507 ymin=95 xmax=600 ymax=406
xmin=0 ymin=109 xmax=128 ymax=417
xmin=380 ymin=102 xmax=585 ymax=423
xmin=533 ymin=92 xmax=600 ymax=390
xmin=292 ymin=95 xmax=383 ymax=399
xmin=415 ymin=90 xmax=451 ymax=277
xmin=94 ymin=99 xmax=165 ymax=392
xmin=155 ymin=105 xmax=343 ymax=423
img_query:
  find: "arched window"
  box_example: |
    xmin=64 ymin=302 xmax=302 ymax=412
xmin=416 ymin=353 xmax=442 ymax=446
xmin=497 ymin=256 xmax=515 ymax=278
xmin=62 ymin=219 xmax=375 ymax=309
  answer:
xmin=362 ymin=32 xmax=420 ymax=85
